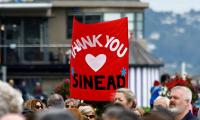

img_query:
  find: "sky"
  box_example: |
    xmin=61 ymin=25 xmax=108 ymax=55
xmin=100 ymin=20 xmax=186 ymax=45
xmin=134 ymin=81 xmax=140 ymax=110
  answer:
xmin=141 ymin=0 xmax=200 ymax=14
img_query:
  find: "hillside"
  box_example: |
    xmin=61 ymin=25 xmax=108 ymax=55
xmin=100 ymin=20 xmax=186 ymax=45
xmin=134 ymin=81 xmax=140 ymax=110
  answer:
xmin=145 ymin=9 xmax=200 ymax=75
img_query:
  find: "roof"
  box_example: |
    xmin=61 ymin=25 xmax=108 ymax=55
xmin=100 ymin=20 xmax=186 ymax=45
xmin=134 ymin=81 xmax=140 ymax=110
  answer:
xmin=52 ymin=0 xmax=149 ymax=8
xmin=129 ymin=40 xmax=164 ymax=66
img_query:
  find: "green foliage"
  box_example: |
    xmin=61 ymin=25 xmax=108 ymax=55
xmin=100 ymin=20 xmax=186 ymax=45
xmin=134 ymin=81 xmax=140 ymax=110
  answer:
xmin=142 ymin=107 xmax=151 ymax=113
xmin=54 ymin=79 xmax=70 ymax=99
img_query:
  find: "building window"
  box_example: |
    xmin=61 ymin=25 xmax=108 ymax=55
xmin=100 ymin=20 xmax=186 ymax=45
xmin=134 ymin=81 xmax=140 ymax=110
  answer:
xmin=124 ymin=12 xmax=144 ymax=39
xmin=0 ymin=17 xmax=48 ymax=64
xmin=103 ymin=12 xmax=144 ymax=40
xmin=104 ymin=13 xmax=121 ymax=21
xmin=124 ymin=13 xmax=135 ymax=38
xmin=136 ymin=12 xmax=144 ymax=39
xmin=66 ymin=14 xmax=102 ymax=38
xmin=23 ymin=18 xmax=47 ymax=62
xmin=66 ymin=12 xmax=144 ymax=40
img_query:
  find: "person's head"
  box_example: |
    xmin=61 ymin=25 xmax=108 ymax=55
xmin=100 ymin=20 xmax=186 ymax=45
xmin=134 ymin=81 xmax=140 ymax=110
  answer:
xmin=153 ymin=80 xmax=160 ymax=86
xmin=0 ymin=114 xmax=25 ymax=120
xmin=153 ymin=96 xmax=170 ymax=109
xmin=24 ymin=99 xmax=44 ymax=112
xmin=169 ymin=86 xmax=192 ymax=115
xmin=47 ymin=94 xmax=64 ymax=109
xmin=78 ymin=105 xmax=96 ymax=120
xmin=118 ymin=110 xmax=141 ymax=120
xmin=35 ymin=109 xmax=76 ymax=120
xmin=133 ymin=108 xmax=144 ymax=117
xmin=113 ymin=88 xmax=136 ymax=109
xmin=68 ymin=108 xmax=83 ymax=120
xmin=0 ymin=81 xmax=23 ymax=117
xmin=142 ymin=110 xmax=175 ymax=120
xmin=22 ymin=108 xmax=34 ymax=120
xmin=103 ymin=104 xmax=140 ymax=120
xmin=160 ymin=74 xmax=170 ymax=86
xmin=102 ymin=103 xmax=126 ymax=120
xmin=65 ymin=98 xmax=79 ymax=109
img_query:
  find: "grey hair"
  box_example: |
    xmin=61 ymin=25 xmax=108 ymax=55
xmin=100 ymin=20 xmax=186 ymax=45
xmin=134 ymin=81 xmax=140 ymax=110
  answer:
xmin=171 ymin=86 xmax=192 ymax=103
xmin=65 ymin=98 xmax=80 ymax=106
xmin=0 ymin=81 xmax=23 ymax=117
xmin=47 ymin=94 xmax=65 ymax=109
xmin=116 ymin=88 xmax=136 ymax=107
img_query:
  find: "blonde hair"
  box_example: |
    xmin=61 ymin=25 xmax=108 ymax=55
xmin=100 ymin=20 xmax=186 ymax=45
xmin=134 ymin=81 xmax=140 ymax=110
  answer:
xmin=116 ymin=88 xmax=136 ymax=108
xmin=154 ymin=96 xmax=170 ymax=108
xmin=68 ymin=108 xmax=83 ymax=120
xmin=78 ymin=105 xmax=95 ymax=115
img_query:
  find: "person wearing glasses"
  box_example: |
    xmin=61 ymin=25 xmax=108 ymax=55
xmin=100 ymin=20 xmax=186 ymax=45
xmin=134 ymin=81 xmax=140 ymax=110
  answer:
xmin=78 ymin=105 xmax=96 ymax=120
xmin=24 ymin=99 xmax=45 ymax=112
xmin=65 ymin=98 xmax=79 ymax=109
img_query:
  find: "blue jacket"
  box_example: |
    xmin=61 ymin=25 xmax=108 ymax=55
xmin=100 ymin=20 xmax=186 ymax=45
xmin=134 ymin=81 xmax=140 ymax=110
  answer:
xmin=182 ymin=111 xmax=198 ymax=120
xmin=150 ymin=86 xmax=161 ymax=105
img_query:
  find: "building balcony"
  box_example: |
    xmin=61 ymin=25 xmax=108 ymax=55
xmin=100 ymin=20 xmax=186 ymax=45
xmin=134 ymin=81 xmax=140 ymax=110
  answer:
xmin=0 ymin=46 xmax=71 ymax=65
xmin=0 ymin=46 xmax=71 ymax=75
xmin=0 ymin=0 xmax=51 ymax=3
xmin=52 ymin=0 xmax=148 ymax=8
xmin=0 ymin=0 xmax=52 ymax=9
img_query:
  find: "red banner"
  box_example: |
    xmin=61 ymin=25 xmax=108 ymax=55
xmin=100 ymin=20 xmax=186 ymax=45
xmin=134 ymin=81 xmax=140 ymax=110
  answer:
xmin=70 ymin=17 xmax=129 ymax=101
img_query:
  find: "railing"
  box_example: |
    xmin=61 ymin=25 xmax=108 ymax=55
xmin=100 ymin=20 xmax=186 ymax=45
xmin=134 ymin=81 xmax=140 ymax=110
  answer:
xmin=0 ymin=45 xmax=71 ymax=65
xmin=0 ymin=0 xmax=140 ymax=4
xmin=52 ymin=0 xmax=140 ymax=1
xmin=0 ymin=0 xmax=51 ymax=3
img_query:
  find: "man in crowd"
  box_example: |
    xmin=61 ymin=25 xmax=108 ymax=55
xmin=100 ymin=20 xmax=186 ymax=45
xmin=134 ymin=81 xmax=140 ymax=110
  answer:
xmin=47 ymin=93 xmax=65 ymax=109
xmin=169 ymin=86 xmax=197 ymax=120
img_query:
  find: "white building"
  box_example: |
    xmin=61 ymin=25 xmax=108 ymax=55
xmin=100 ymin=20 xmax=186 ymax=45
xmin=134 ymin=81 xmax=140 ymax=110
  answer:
xmin=128 ymin=40 xmax=163 ymax=107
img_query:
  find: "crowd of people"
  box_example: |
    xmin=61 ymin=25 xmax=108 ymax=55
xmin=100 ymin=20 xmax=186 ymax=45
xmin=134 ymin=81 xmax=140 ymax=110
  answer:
xmin=0 ymin=75 xmax=199 ymax=120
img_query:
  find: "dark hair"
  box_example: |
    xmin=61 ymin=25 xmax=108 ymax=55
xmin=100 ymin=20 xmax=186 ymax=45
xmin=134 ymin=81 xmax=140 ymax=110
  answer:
xmin=103 ymin=103 xmax=140 ymax=120
xmin=143 ymin=106 xmax=175 ymax=120
xmin=119 ymin=110 xmax=141 ymax=120
xmin=103 ymin=103 xmax=126 ymax=117
xmin=36 ymin=109 xmax=76 ymax=120
xmin=160 ymin=74 xmax=170 ymax=85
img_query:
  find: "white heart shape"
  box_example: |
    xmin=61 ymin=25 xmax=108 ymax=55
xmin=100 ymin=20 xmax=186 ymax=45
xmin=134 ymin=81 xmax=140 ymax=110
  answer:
xmin=85 ymin=54 xmax=107 ymax=72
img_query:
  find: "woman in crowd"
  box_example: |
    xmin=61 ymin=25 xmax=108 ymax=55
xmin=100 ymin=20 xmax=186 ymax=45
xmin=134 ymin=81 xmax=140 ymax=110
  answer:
xmin=113 ymin=88 xmax=136 ymax=109
xmin=24 ymin=99 xmax=45 ymax=112
xmin=78 ymin=104 xmax=96 ymax=120
xmin=113 ymin=88 xmax=144 ymax=116
xmin=65 ymin=98 xmax=79 ymax=109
